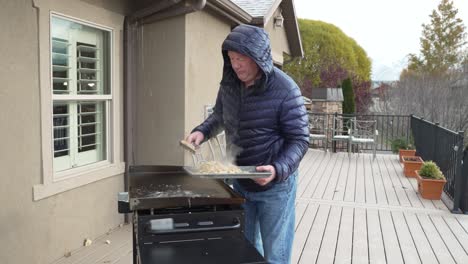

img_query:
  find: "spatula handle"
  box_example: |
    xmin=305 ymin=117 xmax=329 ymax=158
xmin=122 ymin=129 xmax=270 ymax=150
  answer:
xmin=179 ymin=140 xmax=197 ymax=153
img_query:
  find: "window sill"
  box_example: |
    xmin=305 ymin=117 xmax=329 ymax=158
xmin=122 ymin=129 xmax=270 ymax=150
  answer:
xmin=33 ymin=162 xmax=125 ymax=201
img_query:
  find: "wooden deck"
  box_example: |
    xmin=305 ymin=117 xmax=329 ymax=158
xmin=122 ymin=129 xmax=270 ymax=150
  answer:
xmin=54 ymin=150 xmax=468 ymax=264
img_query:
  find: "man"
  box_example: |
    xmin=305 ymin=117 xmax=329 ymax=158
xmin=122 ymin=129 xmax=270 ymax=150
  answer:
xmin=186 ymin=24 xmax=309 ymax=264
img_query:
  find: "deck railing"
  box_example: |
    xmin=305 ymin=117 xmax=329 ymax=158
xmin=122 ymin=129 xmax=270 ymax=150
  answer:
xmin=411 ymin=115 xmax=466 ymax=213
xmin=307 ymin=112 xmax=411 ymax=152
xmin=462 ymin=149 xmax=468 ymax=212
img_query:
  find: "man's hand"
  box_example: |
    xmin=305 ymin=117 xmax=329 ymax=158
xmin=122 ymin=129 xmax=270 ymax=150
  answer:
xmin=186 ymin=131 xmax=204 ymax=147
xmin=254 ymin=165 xmax=276 ymax=186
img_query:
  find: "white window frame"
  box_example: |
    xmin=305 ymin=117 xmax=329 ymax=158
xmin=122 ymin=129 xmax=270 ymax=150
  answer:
xmin=51 ymin=15 xmax=110 ymax=175
xmin=33 ymin=1 xmax=124 ymax=201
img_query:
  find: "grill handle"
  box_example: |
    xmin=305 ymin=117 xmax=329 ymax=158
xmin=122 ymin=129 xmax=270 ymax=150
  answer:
xmin=147 ymin=220 xmax=240 ymax=234
xmin=117 ymin=192 xmax=131 ymax=213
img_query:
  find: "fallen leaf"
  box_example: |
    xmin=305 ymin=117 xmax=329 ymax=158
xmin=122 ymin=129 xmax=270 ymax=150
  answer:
xmin=84 ymin=238 xmax=93 ymax=247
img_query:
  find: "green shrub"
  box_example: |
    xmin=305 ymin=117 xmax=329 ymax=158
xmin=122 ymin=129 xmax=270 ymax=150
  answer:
xmin=418 ymin=161 xmax=444 ymax=180
xmin=342 ymin=78 xmax=355 ymax=114
xmin=390 ymin=137 xmax=413 ymax=153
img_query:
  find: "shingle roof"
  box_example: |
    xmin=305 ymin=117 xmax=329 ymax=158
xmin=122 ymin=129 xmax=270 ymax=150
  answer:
xmin=311 ymin=88 xmax=344 ymax=102
xmin=230 ymin=0 xmax=275 ymax=17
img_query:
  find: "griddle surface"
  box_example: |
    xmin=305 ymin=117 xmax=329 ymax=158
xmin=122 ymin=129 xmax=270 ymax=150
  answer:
xmin=128 ymin=166 xmax=244 ymax=210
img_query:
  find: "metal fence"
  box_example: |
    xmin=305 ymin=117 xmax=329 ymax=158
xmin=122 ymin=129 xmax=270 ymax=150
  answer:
xmin=460 ymin=149 xmax=468 ymax=212
xmin=411 ymin=115 xmax=466 ymax=213
xmin=308 ymin=112 xmax=411 ymax=153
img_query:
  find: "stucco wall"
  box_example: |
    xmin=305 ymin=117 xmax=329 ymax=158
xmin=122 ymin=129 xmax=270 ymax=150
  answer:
xmin=134 ymin=16 xmax=187 ymax=165
xmin=0 ymin=1 xmax=125 ymax=263
xmin=184 ymin=10 xmax=231 ymax=163
xmin=264 ymin=8 xmax=290 ymax=65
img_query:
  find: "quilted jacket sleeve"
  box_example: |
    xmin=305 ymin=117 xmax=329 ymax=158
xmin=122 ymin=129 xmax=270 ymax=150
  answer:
xmin=271 ymin=88 xmax=310 ymax=182
xmin=192 ymin=88 xmax=224 ymax=140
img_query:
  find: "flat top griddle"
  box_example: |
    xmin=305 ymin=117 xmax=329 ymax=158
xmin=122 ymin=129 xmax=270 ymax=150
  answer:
xmin=128 ymin=165 xmax=244 ymax=210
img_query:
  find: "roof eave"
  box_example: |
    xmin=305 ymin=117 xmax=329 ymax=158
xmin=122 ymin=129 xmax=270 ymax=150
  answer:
xmin=262 ymin=0 xmax=283 ymax=26
xmin=206 ymin=0 xmax=303 ymax=58
xmin=280 ymin=0 xmax=303 ymax=58
xmin=206 ymin=0 xmax=253 ymax=24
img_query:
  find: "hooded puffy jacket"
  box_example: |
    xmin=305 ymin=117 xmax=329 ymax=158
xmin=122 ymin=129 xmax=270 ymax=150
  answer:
xmin=193 ymin=24 xmax=309 ymax=192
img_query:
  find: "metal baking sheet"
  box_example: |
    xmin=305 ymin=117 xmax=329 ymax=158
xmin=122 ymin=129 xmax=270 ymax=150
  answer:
xmin=183 ymin=166 xmax=271 ymax=179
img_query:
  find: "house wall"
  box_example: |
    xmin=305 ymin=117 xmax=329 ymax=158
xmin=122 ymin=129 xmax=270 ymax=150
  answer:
xmin=184 ymin=10 xmax=232 ymax=163
xmin=264 ymin=8 xmax=290 ymax=65
xmin=0 ymin=1 xmax=125 ymax=263
xmin=134 ymin=16 xmax=187 ymax=165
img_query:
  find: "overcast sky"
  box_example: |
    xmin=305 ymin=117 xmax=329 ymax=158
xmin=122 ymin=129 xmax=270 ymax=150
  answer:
xmin=293 ymin=0 xmax=468 ymax=81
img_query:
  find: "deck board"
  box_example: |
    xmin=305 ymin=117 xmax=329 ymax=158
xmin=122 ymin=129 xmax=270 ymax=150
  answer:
xmin=431 ymin=215 xmax=468 ymax=263
xmin=417 ymin=213 xmax=456 ymax=263
xmin=367 ymin=209 xmax=387 ymax=263
xmin=332 ymin=153 xmax=350 ymax=201
xmin=445 ymin=217 xmax=468 ymax=254
xmin=370 ymin=155 xmax=389 ymax=205
xmin=334 ymin=206 xmax=353 ymax=264
xmin=387 ymin=155 xmax=424 ymax=208
xmin=382 ymin=155 xmax=411 ymax=207
xmin=352 ymin=207 xmax=368 ymax=263
xmin=298 ymin=205 xmax=330 ymax=264
xmin=355 ymin=154 xmax=366 ymax=203
xmin=363 ymin=154 xmax=377 ymax=204
xmin=391 ymin=211 xmax=421 ymax=264
xmin=315 ymin=206 xmax=341 ymax=264
xmin=53 ymin=150 xmax=468 ymax=264
xmin=379 ymin=210 xmax=404 ymax=264
xmin=404 ymin=213 xmax=439 ymax=264
xmin=292 ymin=203 xmax=319 ymax=264
xmin=321 ymin=154 xmax=345 ymax=200
xmin=306 ymin=153 xmax=338 ymax=199
xmin=376 ymin=155 xmax=400 ymax=205
xmin=344 ymin=155 xmax=357 ymax=202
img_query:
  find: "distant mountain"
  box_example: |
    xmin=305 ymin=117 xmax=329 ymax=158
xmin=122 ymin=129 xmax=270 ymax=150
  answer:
xmin=372 ymin=64 xmax=401 ymax=81
xmin=371 ymin=80 xmax=395 ymax=89
xmin=371 ymin=56 xmax=408 ymax=81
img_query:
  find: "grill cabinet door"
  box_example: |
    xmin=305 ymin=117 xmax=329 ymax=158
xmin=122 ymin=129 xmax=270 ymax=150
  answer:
xmin=138 ymin=235 xmax=266 ymax=264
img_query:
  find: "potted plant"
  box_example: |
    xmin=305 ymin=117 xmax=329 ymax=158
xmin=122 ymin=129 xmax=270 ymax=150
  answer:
xmin=402 ymin=155 xmax=423 ymax=177
xmin=415 ymin=161 xmax=446 ymax=199
xmin=390 ymin=137 xmax=415 ymax=162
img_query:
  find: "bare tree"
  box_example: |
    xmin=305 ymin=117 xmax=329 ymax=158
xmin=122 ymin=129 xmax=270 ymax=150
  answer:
xmin=387 ymin=67 xmax=468 ymax=135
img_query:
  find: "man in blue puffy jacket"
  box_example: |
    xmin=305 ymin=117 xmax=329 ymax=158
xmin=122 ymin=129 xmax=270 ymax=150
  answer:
xmin=186 ymin=24 xmax=309 ymax=264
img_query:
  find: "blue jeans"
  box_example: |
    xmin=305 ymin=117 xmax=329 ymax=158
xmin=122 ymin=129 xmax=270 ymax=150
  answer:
xmin=234 ymin=171 xmax=298 ymax=264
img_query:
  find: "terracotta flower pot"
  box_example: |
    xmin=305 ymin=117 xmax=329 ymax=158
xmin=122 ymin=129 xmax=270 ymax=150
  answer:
xmin=399 ymin=149 xmax=416 ymax=162
xmin=402 ymin=156 xmax=423 ymax=177
xmin=415 ymin=171 xmax=446 ymax=200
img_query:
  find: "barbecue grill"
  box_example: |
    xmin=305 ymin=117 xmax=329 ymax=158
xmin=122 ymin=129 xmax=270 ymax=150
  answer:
xmin=118 ymin=165 xmax=266 ymax=264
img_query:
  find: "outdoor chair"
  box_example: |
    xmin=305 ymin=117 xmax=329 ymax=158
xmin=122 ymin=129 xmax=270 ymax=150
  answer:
xmin=349 ymin=119 xmax=379 ymax=159
xmin=330 ymin=115 xmax=355 ymax=154
xmin=309 ymin=114 xmax=328 ymax=151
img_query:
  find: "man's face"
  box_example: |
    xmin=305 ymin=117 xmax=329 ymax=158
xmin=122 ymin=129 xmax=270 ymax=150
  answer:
xmin=227 ymin=51 xmax=260 ymax=86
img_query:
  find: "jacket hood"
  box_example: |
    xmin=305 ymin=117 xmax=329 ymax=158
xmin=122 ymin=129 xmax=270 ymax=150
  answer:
xmin=221 ymin=25 xmax=274 ymax=86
